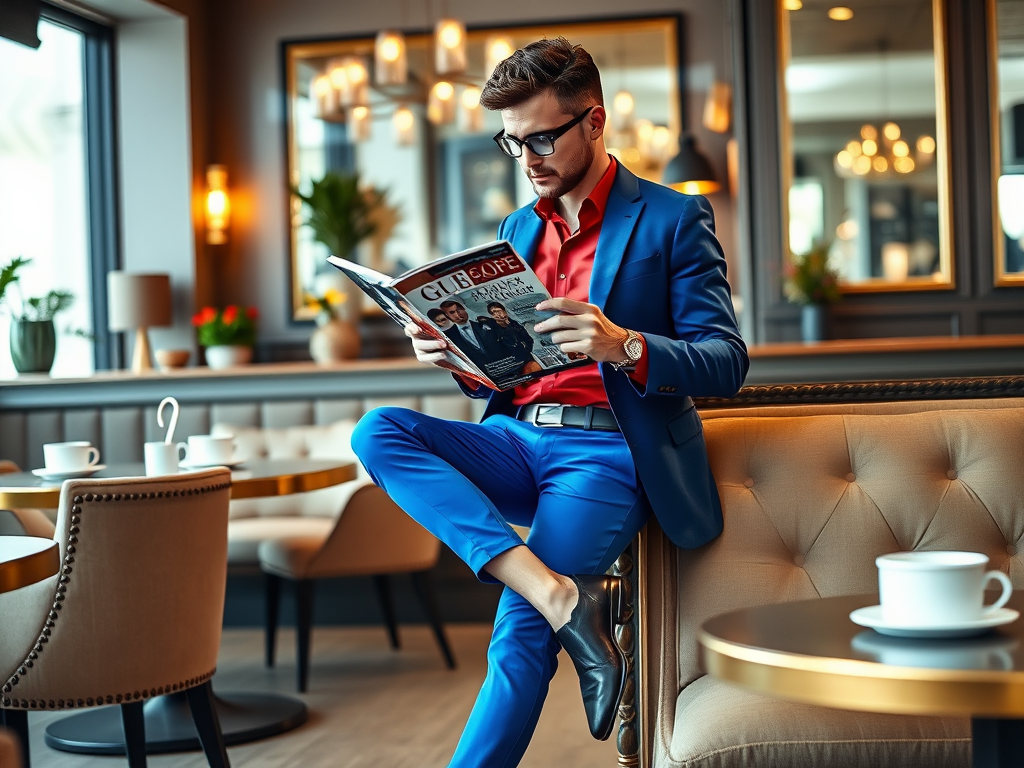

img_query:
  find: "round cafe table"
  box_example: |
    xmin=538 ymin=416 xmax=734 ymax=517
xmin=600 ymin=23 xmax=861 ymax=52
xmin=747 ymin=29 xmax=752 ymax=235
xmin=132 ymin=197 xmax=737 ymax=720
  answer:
xmin=0 ymin=459 xmax=356 ymax=757
xmin=700 ymin=593 xmax=1024 ymax=768
xmin=0 ymin=535 xmax=59 ymax=594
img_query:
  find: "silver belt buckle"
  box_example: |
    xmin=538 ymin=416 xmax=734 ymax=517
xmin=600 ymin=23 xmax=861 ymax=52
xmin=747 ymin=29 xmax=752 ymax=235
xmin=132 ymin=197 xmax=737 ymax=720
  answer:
xmin=532 ymin=403 xmax=564 ymax=428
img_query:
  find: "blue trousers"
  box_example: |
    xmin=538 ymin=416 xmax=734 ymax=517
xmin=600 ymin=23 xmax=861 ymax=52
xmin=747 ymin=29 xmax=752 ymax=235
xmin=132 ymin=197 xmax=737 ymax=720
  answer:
xmin=351 ymin=407 xmax=649 ymax=768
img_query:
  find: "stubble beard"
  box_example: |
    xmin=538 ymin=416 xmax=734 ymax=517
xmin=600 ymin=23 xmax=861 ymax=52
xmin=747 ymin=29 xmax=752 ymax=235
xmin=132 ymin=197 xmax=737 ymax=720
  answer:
xmin=528 ymin=139 xmax=594 ymax=199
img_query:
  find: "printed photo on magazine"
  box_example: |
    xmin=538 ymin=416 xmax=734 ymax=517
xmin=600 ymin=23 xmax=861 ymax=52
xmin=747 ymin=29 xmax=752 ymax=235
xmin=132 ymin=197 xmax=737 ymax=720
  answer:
xmin=327 ymin=240 xmax=590 ymax=391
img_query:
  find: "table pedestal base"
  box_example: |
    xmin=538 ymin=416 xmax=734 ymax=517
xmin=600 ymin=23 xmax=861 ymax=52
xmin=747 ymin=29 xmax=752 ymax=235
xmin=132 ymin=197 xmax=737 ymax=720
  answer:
xmin=973 ymin=718 xmax=1024 ymax=768
xmin=44 ymin=690 xmax=307 ymax=754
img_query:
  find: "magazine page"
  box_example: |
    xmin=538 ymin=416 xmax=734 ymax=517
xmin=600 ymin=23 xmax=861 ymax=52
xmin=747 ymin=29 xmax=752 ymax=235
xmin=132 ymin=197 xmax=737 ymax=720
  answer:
xmin=391 ymin=240 xmax=590 ymax=391
xmin=326 ymin=256 xmax=497 ymax=389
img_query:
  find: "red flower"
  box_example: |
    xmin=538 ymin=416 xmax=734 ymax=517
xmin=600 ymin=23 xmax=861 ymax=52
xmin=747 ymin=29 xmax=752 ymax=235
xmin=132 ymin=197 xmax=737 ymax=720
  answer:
xmin=191 ymin=306 xmax=217 ymax=326
xmin=246 ymin=306 xmax=259 ymax=320
xmin=222 ymin=305 xmax=238 ymax=325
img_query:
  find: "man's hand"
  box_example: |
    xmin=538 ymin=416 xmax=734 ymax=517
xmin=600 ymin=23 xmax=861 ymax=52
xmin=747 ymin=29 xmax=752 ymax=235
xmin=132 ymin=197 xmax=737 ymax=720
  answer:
xmin=533 ymin=298 xmax=629 ymax=363
xmin=405 ymin=323 xmax=450 ymax=365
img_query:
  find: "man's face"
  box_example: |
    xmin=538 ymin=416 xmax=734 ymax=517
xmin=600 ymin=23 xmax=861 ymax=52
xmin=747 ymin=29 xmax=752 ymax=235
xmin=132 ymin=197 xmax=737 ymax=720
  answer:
xmin=488 ymin=306 xmax=509 ymax=325
xmin=443 ymin=303 xmax=469 ymax=324
xmin=500 ymin=90 xmax=596 ymax=199
xmin=431 ymin=313 xmax=452 ymax=329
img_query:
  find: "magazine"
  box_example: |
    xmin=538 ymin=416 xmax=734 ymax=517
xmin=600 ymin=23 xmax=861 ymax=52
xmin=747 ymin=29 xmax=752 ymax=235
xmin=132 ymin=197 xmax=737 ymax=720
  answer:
xmin=326 ymin=240 xmax=590 ymax=391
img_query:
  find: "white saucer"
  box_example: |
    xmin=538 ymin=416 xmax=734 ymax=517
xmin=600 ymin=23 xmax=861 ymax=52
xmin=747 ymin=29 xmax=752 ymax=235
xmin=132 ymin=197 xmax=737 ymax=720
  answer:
xmin=850 ymin=605 xmax=1020 ymax=638
xmin=31 ymin=465 xmax=107 ymax=481
xmin=179 ymin=459 xmax=245 ymax=470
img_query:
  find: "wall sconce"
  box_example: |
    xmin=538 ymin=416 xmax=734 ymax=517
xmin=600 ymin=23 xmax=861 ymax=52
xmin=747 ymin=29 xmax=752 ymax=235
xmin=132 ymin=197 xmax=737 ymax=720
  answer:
xmin=702 ymin=81 xmax=732 ymax=134
xmin=661 ymin=135 xmax=722 ymax=195
xmin=205 ymin=164 xmax=230 ymax=244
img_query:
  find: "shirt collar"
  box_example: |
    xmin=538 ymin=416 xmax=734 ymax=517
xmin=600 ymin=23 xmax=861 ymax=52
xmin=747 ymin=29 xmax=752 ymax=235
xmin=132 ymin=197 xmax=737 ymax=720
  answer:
xmin=533 ymin=156 xmax=618 ymax=225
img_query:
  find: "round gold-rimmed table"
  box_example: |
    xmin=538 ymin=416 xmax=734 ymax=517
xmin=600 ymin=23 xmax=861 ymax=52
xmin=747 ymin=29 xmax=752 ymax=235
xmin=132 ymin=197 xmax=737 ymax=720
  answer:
xmin=0 ymin=536 xmax=59 ymax=593
xmin=700 ymin=593 xmax=1024 ymax=768
xmin=0 ymin=459 xmax=357 ymax=758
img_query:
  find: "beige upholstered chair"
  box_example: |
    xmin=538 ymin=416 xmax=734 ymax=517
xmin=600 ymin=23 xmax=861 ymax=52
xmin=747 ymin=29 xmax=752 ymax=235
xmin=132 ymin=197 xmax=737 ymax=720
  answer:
xmin=0 ymin=469 xmax=233 ymax=768
xmin=0 ymin=729 xmax=20 ymax=768
xmin=258 ymin=484 xmax=456 ymax=692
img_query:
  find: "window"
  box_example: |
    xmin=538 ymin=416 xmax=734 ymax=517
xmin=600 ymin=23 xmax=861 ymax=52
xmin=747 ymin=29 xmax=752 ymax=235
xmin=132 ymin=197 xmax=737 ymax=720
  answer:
xmin=0 ymin=5 xmax=117 ymax=376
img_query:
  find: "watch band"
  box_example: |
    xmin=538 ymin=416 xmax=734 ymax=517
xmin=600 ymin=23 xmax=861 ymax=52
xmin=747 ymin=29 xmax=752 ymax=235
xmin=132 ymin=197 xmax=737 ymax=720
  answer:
xmin=610 ymin=329 xmax=643 ymax=371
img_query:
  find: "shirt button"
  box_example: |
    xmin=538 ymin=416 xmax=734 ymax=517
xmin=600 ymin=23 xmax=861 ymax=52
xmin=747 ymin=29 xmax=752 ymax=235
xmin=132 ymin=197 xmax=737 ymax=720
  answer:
xmin=559 ymin=274 xmax=566 ymax=280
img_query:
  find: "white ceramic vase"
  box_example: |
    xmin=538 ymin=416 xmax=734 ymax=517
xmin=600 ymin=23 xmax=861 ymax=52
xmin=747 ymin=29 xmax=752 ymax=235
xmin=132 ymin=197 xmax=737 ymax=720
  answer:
xmin=205 ymin=345 xmax=253 ymax=369
xmin=309 ymin=317 xmax=360 ymax=364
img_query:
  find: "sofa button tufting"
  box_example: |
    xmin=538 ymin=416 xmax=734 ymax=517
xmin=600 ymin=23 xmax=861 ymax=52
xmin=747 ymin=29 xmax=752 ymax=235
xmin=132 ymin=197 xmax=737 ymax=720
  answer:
xmin=845 ymin=473 xmax=856 ymax=482
xmin=743 ymin=478 xmax=754 ymax=488
xmin=1008 ymin=545 xmax=1018 ymax=556
xmin=947 ymin=469 xmax=958 ymax=480
xmin=793 ymin=555 xmax=805 ymax=567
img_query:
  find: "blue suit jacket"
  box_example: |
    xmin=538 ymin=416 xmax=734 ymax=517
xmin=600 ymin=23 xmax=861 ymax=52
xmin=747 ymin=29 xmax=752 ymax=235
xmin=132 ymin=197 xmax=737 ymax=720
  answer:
xmin=460 ymin=164 xmax=748 ymax=549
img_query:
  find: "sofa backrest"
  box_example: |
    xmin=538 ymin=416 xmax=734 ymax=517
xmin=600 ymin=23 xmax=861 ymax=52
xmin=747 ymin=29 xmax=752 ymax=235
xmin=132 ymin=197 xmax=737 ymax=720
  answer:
xmin=676 ymin=398 xmax=1024 ymax=688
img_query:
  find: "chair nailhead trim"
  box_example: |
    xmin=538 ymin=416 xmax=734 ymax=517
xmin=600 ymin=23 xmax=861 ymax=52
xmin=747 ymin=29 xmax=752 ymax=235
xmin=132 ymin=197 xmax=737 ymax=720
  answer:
xmin=1 ymin=476 xmax=230 ymax=709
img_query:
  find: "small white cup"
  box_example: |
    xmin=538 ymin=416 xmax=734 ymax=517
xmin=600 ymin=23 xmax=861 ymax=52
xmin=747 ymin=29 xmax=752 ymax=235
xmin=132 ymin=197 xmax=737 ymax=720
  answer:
xmin=144 ymin=441 xmax=187 ymax=476
xmin=183 ymin=434 xmax=235 ymax=466
xmin=43 ymin=441 xmax=100 ymax=472
xmin=877 ymin=551 xmax=1013 ymax=626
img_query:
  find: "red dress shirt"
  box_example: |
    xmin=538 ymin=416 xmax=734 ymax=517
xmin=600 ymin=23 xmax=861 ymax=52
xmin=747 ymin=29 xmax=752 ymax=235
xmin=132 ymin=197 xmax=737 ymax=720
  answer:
xmin=513 ymin=157 xmax=648 ymax=409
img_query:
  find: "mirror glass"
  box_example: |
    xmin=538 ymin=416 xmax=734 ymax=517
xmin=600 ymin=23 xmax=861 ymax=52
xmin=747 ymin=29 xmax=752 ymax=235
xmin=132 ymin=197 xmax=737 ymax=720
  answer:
xmin=993 ymin=0 xmax=1024 ymax=284
xmin=779 ymin=0 xmax=953 ymax=291
xmin=284 ymin=17 xmax=682 ymax=320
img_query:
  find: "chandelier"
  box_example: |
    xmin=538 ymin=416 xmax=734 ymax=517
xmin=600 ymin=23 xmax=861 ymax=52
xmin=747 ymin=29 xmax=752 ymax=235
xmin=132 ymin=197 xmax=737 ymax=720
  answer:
xmin=834 ymin=122 xmax=935 ymax=180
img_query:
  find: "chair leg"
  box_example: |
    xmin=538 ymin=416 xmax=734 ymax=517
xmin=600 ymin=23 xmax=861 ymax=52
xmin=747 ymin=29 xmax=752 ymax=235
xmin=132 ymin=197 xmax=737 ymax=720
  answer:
xmin=411 ymin=570 xmax=456 ymax=669
xmin=373 ymin=574 xmax=401 ymax=650
xmin=1 ymin=709 xmax=29 ymax=767
xmin=186 ymin=681 xmax=231 ymax=768
xmin=265 ymin=572 xmax=281 ymax=668
xmin=120 ymin=700 xmax=147 ymax=768
xmin=295 ymin=578 xmax=315 ymax=693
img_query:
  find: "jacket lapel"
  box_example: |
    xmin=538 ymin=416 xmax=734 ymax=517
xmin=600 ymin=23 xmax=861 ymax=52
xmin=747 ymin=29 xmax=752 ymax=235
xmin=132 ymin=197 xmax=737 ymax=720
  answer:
xmin=591 ymin=165 xmax=644 ymax=310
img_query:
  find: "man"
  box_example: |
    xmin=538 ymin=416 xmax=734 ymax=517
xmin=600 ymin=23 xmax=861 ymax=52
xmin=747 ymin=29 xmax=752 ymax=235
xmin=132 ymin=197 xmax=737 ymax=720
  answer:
xmin=351 ymin=37 xmax=747 ymax=768
xmin=484 ymin=301 xmax=535 ymax=370
xmin=427 ymin=307 xmax=452 ymax=330
xmin=439 ymin=299 xmax=501 ymax=372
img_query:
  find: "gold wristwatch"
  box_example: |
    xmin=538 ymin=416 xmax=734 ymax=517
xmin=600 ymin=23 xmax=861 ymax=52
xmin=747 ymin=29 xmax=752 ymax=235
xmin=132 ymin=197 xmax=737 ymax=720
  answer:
xmin=610 ymin=329 xmax=644 ymax=371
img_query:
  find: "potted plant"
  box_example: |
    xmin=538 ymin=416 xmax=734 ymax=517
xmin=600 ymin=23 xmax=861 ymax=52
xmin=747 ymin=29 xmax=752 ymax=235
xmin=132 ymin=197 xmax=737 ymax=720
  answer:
xmin=1 ymin=257 xmax=76 ymax=374
xmin=305 ymin=287 xmax=359 ymax=363
xmin=192 ymin=304 xmax=259 ymax=369
xmin=784 ymin=242 xmax=842 ymax=342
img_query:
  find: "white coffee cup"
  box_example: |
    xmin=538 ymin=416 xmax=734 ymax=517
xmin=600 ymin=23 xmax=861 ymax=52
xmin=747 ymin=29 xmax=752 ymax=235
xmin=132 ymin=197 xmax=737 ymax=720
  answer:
xmin=877 ymin=551 xmax=1013 ymax=626
xmin=182 ymin=434 xmax=235 ymax=466
xmin=43 ymin=441 xmax=100 ymax=472
xmin=144 ymin=441 xmax=188 ymax=476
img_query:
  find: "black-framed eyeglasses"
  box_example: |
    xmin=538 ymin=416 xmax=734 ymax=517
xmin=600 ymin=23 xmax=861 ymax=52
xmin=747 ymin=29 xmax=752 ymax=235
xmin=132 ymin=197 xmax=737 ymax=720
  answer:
xmin=492 ymin=106 xmax=594 ymax=158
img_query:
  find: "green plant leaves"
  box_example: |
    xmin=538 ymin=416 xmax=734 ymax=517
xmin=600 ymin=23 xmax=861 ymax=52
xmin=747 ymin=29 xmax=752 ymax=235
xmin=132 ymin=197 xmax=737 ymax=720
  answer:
xmin=292 ymin=171 xmax=388 ymax=259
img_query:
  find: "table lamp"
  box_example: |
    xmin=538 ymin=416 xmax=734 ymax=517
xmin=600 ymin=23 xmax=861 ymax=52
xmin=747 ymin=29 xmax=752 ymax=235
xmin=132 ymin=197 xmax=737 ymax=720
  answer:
xmin=107 ymin=272 xmax=172 ymax=373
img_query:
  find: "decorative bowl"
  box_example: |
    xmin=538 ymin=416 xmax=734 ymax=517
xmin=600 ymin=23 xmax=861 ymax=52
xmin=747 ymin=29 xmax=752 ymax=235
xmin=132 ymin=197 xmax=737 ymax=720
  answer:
xmin=154 ymin=348 xmax=191 ymax=371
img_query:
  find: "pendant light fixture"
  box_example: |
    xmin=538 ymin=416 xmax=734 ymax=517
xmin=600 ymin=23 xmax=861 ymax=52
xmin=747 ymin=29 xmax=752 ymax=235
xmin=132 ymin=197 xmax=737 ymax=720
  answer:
xmin=393 ymin=105 xmax=416 ymax=145
xmin=661 ymin=135 xmax=721 ymax=195
xmin=485 ymin=35 xmax=515 ymax=80
xmin=461 ymin=85 xmax=483 ymax=131
xmin=428 ymin=80 xmax=456 ymax=124
xmin=435 ymin=18 xmax=467 ymax=75
xmin=375 ymin=30 xmax=407 ymax=86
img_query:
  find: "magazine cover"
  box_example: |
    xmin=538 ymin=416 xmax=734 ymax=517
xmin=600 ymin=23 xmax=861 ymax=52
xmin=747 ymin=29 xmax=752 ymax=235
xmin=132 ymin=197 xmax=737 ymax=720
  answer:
xmin=327 ymin=240 xmax=589 ymax=391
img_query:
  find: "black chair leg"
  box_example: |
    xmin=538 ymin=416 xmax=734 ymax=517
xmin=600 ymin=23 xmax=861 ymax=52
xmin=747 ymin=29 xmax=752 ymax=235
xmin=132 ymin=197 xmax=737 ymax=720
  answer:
xmin=1 ymin=708 xmax=29 ymax=767
xmin=186 ymin=681 xmax=231 ymax=768
xmin=411 ymin=570 xmax=456 ymax=669
xmin=295 ymin=578 xmax=314 ymax=693
xmin=373 ymin=574 xmax=401 ymax=649
xmin=265 ymin=572 xmax=281 ymax=667
xmin=120 ymin=700 xmax=147 ymax=768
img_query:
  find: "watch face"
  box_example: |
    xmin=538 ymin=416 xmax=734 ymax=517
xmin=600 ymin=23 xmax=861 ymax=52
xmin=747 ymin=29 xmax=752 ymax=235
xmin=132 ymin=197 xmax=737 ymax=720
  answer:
xmin=624 ymin=336 xmax=644 ymax=360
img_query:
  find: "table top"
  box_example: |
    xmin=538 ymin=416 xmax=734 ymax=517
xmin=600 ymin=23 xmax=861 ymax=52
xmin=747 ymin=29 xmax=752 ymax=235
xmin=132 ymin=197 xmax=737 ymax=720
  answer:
xmin=0 ymin=535 xmax=60 ymax=593
xmin=0 ymin=459 xmax=357 ymax=509
xmin=699 ymin=593 xmax=1024 ymax=718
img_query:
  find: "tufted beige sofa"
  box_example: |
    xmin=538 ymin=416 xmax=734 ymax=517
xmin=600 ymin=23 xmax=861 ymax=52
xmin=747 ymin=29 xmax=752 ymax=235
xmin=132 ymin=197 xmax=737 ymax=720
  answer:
xmin=621 ymin=387 xmax=1024 ymax=768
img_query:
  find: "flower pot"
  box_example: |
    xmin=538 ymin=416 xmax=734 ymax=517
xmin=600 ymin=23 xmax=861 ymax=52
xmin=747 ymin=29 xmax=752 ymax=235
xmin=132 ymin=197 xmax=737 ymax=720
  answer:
xmin=10 ymin=319 xmax=56 ymax=374
xmin=309 ymin=317 xmax=360 ymax=364
xmin=204 ymin=345 xmax=253 ymax=369
xmin=801 ymin=304 xmax=828 ymax=343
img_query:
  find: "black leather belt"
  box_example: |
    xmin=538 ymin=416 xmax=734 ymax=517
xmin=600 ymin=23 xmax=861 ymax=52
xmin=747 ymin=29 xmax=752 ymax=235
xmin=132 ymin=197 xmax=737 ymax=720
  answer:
xmin=515 ymin=404 xmax=620 ymax=432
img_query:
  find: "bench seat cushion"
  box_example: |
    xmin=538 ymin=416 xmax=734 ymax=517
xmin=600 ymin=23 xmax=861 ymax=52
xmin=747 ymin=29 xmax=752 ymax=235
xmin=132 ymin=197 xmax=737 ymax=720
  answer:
xmin=228 ymin=516 xmax=335 ymax=565
xmin=667 ymin=677 xmax=969 ymax=768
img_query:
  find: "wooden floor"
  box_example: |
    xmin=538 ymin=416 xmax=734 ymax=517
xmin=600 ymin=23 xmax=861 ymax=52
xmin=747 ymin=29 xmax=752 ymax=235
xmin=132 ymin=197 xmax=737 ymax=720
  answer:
xmin=27 ymin=624 xmax=618 ymax=767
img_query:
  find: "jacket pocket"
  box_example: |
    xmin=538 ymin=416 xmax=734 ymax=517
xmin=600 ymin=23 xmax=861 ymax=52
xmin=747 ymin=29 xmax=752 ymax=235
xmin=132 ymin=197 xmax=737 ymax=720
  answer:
xmin=617 ymin=252 xmax=662 ymax=282
xmin=667 ymin=405 xmax=702 ymax=446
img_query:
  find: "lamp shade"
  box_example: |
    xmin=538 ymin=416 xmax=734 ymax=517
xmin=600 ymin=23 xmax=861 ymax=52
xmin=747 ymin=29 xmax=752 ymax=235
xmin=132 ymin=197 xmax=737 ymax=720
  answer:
xmin=107 ymin=272 xmax=172 ymax=331
xmin=662 ymin=135 xmax=721 ymax=195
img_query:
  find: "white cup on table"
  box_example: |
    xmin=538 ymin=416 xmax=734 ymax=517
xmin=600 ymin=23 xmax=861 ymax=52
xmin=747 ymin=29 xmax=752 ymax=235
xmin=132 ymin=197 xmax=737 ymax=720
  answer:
xmin=43 ymin=441 xmax=100 ymax=473
xmin=144 ymin=441 xmax=187 ymax=476
xmin=181 ymin=434 xmax=236 ymax=466
xmin=877 ymin=551 xmax=1013 ymax=626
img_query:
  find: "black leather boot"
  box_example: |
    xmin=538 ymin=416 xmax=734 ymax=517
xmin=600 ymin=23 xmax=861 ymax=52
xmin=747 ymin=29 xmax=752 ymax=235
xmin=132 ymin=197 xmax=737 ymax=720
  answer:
xmin=554 ymin=573 xmax=626 ymax=741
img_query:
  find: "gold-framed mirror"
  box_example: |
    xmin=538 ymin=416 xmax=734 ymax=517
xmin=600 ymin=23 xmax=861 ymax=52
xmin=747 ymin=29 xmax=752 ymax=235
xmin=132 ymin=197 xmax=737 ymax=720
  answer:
xmin=283 ymin=16 xmax=682 ymax=320
xmin=990 ymin=0 xmax=1024 ymax=286
xmin=778 ymin=0 xmax=954 ymax=292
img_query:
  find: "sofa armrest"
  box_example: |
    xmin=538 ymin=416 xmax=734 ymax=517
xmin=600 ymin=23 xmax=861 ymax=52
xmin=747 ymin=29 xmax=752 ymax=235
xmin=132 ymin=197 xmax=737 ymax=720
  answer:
xmin=617 ymin=520 xmax=679 ymax=768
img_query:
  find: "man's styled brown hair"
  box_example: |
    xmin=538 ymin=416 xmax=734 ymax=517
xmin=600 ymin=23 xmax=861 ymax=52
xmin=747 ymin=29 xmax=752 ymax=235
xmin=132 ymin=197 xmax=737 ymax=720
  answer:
xmin=479 ymin=37 xmax=603 ymax=114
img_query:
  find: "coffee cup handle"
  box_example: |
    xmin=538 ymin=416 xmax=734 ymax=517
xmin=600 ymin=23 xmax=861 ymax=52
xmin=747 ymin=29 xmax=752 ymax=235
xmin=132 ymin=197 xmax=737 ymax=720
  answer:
xmin=982 ymin=570 xmax=1013 ymax=614
xmin=176 ymin=442 xmax=189 ymax=464
xmin=86 ymin=447 xmax=100 ymax=467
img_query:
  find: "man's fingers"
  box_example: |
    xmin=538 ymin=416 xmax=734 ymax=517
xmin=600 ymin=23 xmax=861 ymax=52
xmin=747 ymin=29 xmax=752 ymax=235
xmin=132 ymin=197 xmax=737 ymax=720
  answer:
xmin=412 ymin=337 xmax=448 ymax=352
xmin=404 ymin=323 xmax=434 ymax=339
xmin=537 ymin=297 xmax=590 ymax=314
xmin=534 ymin=313 xmax=590 ymax=334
